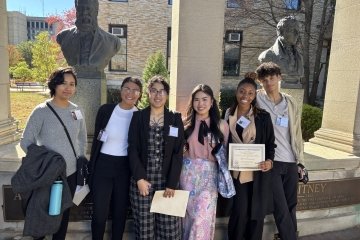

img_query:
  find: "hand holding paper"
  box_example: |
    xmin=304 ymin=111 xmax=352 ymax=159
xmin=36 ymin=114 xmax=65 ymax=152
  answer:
xmin=150 ymin=190 xmax=190 ymax=217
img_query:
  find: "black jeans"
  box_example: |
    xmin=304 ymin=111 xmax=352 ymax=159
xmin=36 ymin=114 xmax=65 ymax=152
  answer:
xmin=91 ymin=154 xmax=130 ymax=240
xmin=272 ymin=161 xmax=298 ymax=240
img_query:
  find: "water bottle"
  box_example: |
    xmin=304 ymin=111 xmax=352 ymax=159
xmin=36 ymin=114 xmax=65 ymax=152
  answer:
xmin=49 ymin=178 xmax=63 ymax=216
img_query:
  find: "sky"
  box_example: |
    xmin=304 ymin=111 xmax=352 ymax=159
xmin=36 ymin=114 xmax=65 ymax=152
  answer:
xmin=6 ymin=0 xmax=74 ymax=17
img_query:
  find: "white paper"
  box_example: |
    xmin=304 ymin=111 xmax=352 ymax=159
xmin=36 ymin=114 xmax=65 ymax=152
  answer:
xmin=150 ymin=190 xmax=189 ymax=217
xmin=229 ymin=143 xmax=265 ymax=171
xmin=73 ymin=184 xmax=90 ymax=206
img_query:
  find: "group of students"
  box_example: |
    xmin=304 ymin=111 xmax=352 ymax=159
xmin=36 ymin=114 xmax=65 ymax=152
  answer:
xmin=19 ymin=61 xmax=304 ymax=240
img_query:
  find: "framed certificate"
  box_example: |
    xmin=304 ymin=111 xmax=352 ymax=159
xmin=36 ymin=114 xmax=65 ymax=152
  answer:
xmin=228 ymin=144 xmax=265 ymax=171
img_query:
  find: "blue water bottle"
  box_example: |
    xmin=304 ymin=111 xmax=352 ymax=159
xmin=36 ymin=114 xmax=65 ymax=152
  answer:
xmin=49 ymin=178 xmax=63 ymax=216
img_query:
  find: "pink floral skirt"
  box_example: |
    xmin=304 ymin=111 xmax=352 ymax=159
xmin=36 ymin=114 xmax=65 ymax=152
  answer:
xmin=180 ymin=157 xmax=218 ymax=240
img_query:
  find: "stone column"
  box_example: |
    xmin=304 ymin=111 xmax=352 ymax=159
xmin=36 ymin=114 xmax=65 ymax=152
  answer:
xmin=310 ymin=0 xmax=360 ymax=155
xmin=0 ymin=0 xmax=20 ymax=145
xmin=169 ymin=0 xmax=226 ymax=114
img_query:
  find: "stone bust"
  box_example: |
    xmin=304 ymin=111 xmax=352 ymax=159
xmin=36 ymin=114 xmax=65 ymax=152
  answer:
xmin=258 ymin=16 xmax=304 ymax=87
xmin=56 ymin=0 xmax=121 ymax=76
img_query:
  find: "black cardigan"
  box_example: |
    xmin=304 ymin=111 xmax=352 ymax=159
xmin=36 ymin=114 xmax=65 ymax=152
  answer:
xmin=128 ymin=107 xmax=184 ymax=189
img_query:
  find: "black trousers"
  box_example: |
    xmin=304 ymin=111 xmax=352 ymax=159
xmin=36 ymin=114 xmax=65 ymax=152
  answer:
xmin=228 ymin=180 xmax=264 ymax=240
xmin=34 ymin=172 xmax=77 ymax=240
xmin=272 ymin=161 xmax=298 ymax=240
xmin=91 ymin=153 xmax=130 ymax=240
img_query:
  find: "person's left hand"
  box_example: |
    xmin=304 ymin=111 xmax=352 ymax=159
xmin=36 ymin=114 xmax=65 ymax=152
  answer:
xmin=163 ymin=188 xmax=175 ymax=198
xmin=259 ymin=159 xmax=273 ymax=172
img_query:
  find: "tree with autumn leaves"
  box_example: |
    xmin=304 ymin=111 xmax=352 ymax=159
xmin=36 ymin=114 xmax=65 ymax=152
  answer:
xmin=9 ymin=8 xmax=76 ymax=83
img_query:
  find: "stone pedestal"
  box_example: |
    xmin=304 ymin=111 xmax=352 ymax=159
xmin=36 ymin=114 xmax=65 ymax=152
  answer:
xmin=310 ymin=0 xmax=360 ymax=155
xmin=0 ymin=0 xmax=21 ymax=145
xmin=169 ymin=0 xmax=226 ymax=114
xmin=71 ymin=75 xmax=107 ymax=138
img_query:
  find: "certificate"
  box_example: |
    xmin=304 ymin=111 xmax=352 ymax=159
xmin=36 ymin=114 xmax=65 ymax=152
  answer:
xmin=228 ymin=144 xmax=265 ymax=171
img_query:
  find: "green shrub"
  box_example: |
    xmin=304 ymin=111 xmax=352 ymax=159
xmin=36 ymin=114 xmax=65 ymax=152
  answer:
xmin=138 ymin=51 xmax=169 ymax=109
xmin=301 ymin=104 xmax=323 ymax=141
xmin=219 ymin=88 xmax=235 ymax=118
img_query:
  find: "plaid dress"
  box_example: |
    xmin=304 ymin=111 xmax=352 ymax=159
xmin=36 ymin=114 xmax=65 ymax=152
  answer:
xmin=130 ymin=125 xmax=181 ymax=240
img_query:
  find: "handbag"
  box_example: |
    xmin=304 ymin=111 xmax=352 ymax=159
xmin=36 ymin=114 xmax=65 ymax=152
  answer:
xmin=46 ymin=102 xmax=89 ymax=186
xmin=212 ymin=143 xmax=236 ymax=198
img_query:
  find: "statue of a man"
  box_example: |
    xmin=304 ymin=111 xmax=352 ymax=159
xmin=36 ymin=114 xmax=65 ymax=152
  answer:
xmin=56 ymin=0 xmax=121 ymax=76
xmin=258 ymin=16 xmax=304 ymax=87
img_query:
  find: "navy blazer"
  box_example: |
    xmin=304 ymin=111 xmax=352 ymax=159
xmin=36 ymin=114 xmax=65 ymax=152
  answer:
xmin=128 ymin=107 xmax=184 ymax=189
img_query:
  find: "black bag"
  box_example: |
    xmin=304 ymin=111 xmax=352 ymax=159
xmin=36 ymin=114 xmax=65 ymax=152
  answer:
xmin=298 ymin=163 xmax=309 ymax=184
xmin=46 ymin=102 xmax=89 ymax=186
xmin=76 ymin=156 xmax=89 ymax=186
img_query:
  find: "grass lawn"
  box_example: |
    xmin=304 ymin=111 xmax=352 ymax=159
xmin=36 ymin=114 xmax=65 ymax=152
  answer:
xmin=10 ymin=91 xmax=49 ymax=130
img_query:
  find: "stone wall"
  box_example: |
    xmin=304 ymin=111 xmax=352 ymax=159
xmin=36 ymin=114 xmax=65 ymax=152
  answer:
xmin=98 ymin=0 xmax=172 ymax=83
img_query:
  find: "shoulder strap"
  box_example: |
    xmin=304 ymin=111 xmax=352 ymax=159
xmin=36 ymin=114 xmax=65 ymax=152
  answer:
xmin=46 ymin=102 xmax=77 ymax=159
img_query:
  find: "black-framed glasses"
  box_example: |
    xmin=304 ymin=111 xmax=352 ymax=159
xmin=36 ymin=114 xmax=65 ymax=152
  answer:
xmin=121 ymin=87 xmax=141 ymax=96
xmin=149 ymin=88 xmax=167 ymax=96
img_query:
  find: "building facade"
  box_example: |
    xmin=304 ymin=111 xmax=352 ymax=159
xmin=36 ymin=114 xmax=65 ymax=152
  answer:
xmin=7 ymin=11 xmax=27 ymax=45
xmin=99 ymin=0 xmax=333 ymax=102
xmin=7 ymin=11 xmax=57 ymax=44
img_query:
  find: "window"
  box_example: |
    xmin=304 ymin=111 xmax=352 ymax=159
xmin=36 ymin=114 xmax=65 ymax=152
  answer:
xmin=45 ymin=22 xmax=48 ymax=28
xmin=31 ymin=22 xmax=35 ymax=28
xmin=285 ymin=0 xmax=301 ymax=10
xmin=168 ymin=0 xmax=172 ymax=5
xmin=223 ymin=31 xmax=242 ymax=77
xmin=109 ymin=25 xmax=127 ymax=72
xmin=227 ymin=0 xmax=240 ymax=8
xmin=166 ymin=27 xmax=171 ymax=71
xmin=35 ymin=22 xmax=39 ymax=28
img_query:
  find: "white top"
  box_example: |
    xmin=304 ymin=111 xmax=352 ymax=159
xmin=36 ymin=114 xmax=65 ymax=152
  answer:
xmin=257 ymin=91 xmax=296 ymax=163
xmin=100 ymin=105 xmax=137 ymax=156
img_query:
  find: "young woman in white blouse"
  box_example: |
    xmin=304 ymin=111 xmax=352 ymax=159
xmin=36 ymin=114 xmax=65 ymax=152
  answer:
xmin=90 ymin=77 xmax=142 ymax=240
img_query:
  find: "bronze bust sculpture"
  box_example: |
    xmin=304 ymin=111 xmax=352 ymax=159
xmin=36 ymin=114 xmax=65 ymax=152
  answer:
xmin=258 ymin=16 xmax=304 ymax=87
xmin=56 ymin=0 xmax=121 ymax=76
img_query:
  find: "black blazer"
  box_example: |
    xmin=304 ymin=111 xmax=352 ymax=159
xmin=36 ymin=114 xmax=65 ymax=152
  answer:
xmin=128 ymin=107 xmax=184 ymax=189
xmin=89 ymin=103 xmax=117 ymax=176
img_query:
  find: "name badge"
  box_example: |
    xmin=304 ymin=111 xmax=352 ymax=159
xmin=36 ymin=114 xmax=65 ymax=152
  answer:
xmin=71 ymin=110 xmax=83 ymax=120
xmin=237 ymin=116 xmax=251 ymax=129
xmin=97 ymin=129 xmax=108 ymax=142
xmin=169 ymin=126 xmax=178 ymax=137
xmin=276 ymin=116 xmax=289 ymax=128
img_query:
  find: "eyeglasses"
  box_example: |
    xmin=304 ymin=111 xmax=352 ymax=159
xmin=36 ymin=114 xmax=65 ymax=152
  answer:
xmin=121 ymin=87 xmax=141 ymax=96
xmin=149 ymin=88 xmax=167 ymax=96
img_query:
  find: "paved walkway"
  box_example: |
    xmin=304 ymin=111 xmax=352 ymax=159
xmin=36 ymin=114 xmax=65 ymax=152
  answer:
xmin=1 ymin=226 xmax=360 ymax=240
xmin=299 ymin=226 xmax=360 ymax=240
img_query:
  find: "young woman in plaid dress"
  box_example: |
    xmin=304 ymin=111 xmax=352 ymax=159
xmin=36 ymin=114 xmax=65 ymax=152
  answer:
xmin=128 ymin=76 xmax=184 ymax=240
